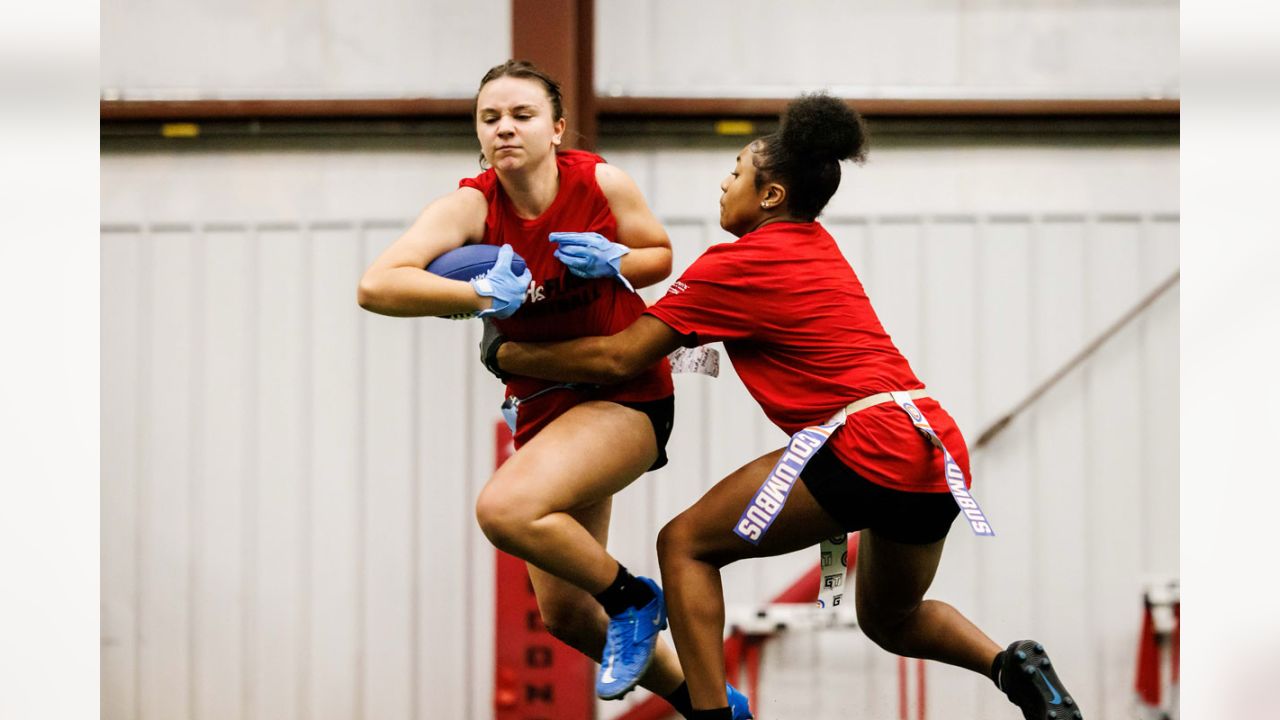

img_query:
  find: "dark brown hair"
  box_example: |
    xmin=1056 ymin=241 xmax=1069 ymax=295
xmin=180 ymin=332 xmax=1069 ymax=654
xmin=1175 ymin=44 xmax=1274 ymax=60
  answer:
xmin=753 ymin=92 xmax=869 ymax=221
xmin=476 ymin=59 xmax=564 ymax=121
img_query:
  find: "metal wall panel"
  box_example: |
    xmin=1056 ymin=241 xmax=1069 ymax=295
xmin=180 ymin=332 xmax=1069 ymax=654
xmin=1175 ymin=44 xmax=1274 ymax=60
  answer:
xmin=101 ymin=229 xmax=142 ymax=720
xmin=102 ymin=138 xmax=1177 ymax=720
xmin=597 ymin=0 xmax=1178 ymax=99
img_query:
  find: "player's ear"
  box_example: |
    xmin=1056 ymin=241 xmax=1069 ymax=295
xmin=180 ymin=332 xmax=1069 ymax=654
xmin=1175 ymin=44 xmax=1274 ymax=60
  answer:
xmin=760 ymin=182 xmax=787 ymax=211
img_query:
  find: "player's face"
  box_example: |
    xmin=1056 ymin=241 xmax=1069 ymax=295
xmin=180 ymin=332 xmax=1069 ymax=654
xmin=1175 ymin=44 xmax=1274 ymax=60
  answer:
xmin=475 ymin=76 xmax=566 ymax=173
xmin=719 ymin=143 xmax=769 ymax=237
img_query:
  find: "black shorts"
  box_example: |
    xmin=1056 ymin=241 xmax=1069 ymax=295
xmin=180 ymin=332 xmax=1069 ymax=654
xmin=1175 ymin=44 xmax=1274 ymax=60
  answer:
xmin=798 ymin=442 xmax=960 ymax=545
xmin=616 ymin=395 xmax=674 ymax=472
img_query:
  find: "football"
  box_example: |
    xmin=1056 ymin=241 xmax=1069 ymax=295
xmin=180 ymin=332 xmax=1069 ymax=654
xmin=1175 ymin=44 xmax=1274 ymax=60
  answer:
xmin=426 ymin=244 xmax=527 ymax=282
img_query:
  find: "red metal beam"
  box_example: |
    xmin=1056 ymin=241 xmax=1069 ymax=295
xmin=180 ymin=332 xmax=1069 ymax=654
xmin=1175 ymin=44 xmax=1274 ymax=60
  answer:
xmin=574 ymin=0 xmax=597 ymax=149
xmin=917 ymin=658 xmax=927 ymax=720
xmin=511 ymin=0 xmax=596 ymax=149
xmin=898 ymin=657 xmax=909 ymax=720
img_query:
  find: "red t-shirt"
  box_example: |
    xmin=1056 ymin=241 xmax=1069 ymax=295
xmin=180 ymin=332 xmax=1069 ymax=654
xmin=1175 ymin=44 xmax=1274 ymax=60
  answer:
xmin=459 ymin=150 xmax=673 ymax=446
xmin=645 ymin=221 xmax=969 ymax=493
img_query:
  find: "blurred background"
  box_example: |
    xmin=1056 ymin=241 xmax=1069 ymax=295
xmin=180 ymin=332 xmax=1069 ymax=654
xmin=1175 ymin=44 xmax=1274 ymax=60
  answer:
xmin=99 ymin=1 xmax=1179 ymax=718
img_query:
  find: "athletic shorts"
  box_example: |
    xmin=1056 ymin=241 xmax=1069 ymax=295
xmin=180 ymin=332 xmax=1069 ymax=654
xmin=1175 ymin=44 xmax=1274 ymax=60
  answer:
xmin=616 ymin=395 xmax=674 ymax=472
xmin=798 ymin=442 xmax=960 ymax=545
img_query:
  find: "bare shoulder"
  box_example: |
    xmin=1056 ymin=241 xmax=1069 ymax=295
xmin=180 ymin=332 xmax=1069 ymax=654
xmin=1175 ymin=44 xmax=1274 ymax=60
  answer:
xmin=415 ymin=186 xmax=488 ymax=242
xmin=593 ymin=160 xmax=667 ymax=251
xmin=434 ymin=185 xmax=489 ymax=222
xmin=373 ymin=186 xmax=489 ymax=272
xmin=594 ymin=162 xmax=643 ymax=202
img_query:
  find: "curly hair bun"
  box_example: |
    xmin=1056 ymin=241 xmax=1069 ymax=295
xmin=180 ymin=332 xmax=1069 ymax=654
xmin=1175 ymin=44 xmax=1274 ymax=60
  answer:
xmin=778 ymin=92 xmax=868 ymax=164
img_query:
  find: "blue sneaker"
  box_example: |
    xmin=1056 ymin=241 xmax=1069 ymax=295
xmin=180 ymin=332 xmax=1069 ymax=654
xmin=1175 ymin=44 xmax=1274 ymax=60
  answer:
xmin=597 ymin=576 xmax=667 ymax=699
xmin=727 ymin=682 xmax=754 ymax=719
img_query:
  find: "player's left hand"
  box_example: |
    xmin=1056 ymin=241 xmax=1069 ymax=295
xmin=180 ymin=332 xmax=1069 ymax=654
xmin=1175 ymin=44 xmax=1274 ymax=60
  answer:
xmin=549 ymin=231 xmax=635 ymax=292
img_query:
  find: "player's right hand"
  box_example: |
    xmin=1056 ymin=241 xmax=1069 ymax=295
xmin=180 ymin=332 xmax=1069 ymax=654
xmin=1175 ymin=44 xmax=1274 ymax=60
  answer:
xmin=549 ymin=231 xmax=635 ymax=292
xmin=472 ymin=244 xmax=532 ymax=319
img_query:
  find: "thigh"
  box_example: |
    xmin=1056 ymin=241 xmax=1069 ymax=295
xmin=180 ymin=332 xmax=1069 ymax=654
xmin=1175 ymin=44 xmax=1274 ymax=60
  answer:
xmin=800 ymin=443 xmax=962 ymax=544
xmin=667 ymin=447 xmax=847 ymax=567
xmin=855 ymin=529 xmax=946 ymax=617
xmin=488 ymin=400 xmax=658 ymax=515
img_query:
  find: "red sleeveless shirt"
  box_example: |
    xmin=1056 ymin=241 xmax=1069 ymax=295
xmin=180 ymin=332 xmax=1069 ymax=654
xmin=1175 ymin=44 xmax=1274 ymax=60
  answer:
xmin=459 ymin=150 xmax=674 ymax=446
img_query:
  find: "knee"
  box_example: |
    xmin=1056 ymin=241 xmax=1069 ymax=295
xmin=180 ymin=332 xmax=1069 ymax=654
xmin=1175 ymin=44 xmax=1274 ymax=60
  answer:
xmin=475 ymin=484 xmax=535 ymax=552
xmin=856 ymin=598 xmax=917 ymax=650
xmin=857 ymin=613 xmax=892 ymax=650
xmin=656 ymin=515 xmax=691 ymax=565
xmin=657 ymin=513 xmax=724 ymax=569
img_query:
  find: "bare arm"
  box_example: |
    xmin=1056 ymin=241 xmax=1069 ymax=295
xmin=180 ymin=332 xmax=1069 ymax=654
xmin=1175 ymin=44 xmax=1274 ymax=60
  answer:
xmin=497 ymin=315 xmax=685 ymax=384
xmin=357 ymin=187 xmax=493 ymax=317
xmin=595 ymin=163 xmax=673 ymax=289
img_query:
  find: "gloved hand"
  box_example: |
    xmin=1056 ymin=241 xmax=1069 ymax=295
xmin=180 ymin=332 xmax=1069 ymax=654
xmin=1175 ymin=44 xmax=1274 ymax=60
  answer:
xmin=471 ymin=244 xmax=532 ymax=319
xmin=549 ymin=231 xmax=635 ymax=292
xmin=479 ymin=318 xmax=508 ymax=380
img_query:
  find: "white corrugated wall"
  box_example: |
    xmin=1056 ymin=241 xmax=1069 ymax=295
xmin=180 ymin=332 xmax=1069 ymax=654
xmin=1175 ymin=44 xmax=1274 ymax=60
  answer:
xmin=100 ymin=0 xmax=512 ymax=99
xmin=100 ymin=0 xmax=1177 ymax=100
xmin=102 ymin=137 xmax=1177 ymax=720
xmin=596 ymin=0 xmax=1179 ymax=98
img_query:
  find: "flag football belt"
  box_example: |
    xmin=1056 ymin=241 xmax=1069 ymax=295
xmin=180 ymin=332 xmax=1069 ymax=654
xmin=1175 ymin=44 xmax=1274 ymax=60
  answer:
xmin=731 ymin=389 xmax=995 ymax=610
xmin=500 ymin=383 xmax=590 ymax=434
xmin=498 ymin=348 xmax=720 ymax=434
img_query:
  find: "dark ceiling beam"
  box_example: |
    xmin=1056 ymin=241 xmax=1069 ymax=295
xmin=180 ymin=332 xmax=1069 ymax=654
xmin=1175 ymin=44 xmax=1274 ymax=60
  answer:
xmin=99 ymin=98 xmax=473 ymax=121
xmin=100 ymin=96 xmax=1178 ymax=123
xmin=596 ymin=97 xmax=1180 ymax=119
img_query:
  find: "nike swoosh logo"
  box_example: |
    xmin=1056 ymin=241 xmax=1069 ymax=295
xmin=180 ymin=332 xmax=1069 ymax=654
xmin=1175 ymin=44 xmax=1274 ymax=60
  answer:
xmin=1037 ymin=670 xmax=1063 ymax=705
xmin=652 ymin=612 xmax=662 ymax=626
xmin=601 ymin=655 xmax=617 ymax=684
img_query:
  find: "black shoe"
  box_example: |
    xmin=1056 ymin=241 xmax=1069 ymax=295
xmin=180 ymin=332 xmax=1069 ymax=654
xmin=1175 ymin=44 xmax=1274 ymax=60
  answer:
xmin=997 ymin=640 xmax=1082 ymax=720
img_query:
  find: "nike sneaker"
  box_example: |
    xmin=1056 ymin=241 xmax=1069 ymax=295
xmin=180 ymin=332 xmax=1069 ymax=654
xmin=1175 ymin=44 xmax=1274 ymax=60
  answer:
xmin=997 ymin=639 xmax=1082 ymax=720
xmin=596 ymin=576 xmax=667 ymax=699
xmin=727 ymin=682 xmax=754 ymax=719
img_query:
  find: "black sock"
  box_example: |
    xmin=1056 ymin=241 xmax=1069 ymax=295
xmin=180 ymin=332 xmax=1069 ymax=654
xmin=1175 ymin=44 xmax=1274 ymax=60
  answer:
xmin=593 ymin=564 xmax=656 ymax=617
xmin=990 ymin=650 xmax=1006 ymax=690
xmin=664 ymin=682 xmax=694 ymax=718
xmin=689 ymin=708 xmax=732 ymax=720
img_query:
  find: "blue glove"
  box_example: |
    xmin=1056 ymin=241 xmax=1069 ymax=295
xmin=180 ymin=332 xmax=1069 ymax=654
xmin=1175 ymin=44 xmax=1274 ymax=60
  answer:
xmin=549 ymin=231 xmax=635 ymax=292
xmin=471 ymin=244 xmax=532 ymax=319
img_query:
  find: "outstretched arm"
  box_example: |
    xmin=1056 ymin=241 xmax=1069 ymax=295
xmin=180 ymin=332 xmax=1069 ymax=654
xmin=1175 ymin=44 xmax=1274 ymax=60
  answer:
xmin=494 ymin=315 xmax=685 ymax=385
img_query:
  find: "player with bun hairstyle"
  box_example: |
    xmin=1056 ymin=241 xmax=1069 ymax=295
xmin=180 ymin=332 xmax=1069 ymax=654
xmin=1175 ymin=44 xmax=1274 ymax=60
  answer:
xmin=359 ymin=60 xmax=752 ymax=719
xmin=485 ymin=93 xmax=1083 ymax=720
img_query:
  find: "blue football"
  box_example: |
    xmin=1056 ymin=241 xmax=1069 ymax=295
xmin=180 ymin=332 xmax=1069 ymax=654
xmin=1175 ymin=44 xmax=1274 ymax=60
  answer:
xmin=426 ymin=244 xmax=527 ymax=282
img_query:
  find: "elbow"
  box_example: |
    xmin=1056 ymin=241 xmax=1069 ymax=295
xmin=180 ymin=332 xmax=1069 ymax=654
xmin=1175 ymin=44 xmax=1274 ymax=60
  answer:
xmin=356 ymin=275 xmax=384 ymax=312
xmin=640 ymin=247 xmax=673 ymax=287
xmin=629 ymin=250 xmax=673 ymax=291
xmin=656 ymin=247 xmax=673 ymax=279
